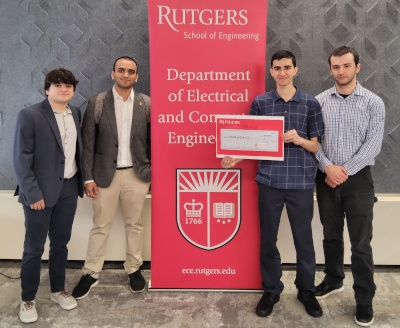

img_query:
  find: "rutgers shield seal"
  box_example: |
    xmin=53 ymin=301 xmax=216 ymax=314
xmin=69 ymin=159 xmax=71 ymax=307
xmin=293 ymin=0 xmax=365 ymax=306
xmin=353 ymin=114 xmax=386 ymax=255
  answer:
xmin=177 ymin=169 xmax=241 ymax=250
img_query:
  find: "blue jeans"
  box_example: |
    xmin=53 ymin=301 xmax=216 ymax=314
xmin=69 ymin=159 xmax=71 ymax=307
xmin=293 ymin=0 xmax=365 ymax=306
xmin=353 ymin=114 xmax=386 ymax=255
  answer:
xmin=315 ymin=167 xmax=376 ymax=305
xmin=258 ymin=183 xmax=316 ymax=294
xmin=21 ymin=176 xmax=78 ymax=301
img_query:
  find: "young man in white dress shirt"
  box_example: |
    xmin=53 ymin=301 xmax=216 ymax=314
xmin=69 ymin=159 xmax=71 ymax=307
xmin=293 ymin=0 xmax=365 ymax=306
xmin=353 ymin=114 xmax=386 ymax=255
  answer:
xmin=72 ymin=57 xmax=151 ymax=299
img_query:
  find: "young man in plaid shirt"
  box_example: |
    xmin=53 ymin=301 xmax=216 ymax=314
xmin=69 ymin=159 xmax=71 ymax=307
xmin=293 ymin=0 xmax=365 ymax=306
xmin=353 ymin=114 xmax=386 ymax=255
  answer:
xmin=222 ymin=50 xmax=324 ymax=318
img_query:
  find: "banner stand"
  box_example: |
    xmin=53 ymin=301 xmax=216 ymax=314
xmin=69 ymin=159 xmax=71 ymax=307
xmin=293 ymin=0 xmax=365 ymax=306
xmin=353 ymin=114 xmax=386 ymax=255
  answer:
xmin=148 ymin=0 xmax=268 ymax=291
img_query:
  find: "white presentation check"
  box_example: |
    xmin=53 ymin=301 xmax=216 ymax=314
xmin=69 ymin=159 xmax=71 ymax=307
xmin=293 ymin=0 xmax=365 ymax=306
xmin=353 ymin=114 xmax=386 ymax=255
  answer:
xmin=221 ymin=129 xmax=279 ymax=152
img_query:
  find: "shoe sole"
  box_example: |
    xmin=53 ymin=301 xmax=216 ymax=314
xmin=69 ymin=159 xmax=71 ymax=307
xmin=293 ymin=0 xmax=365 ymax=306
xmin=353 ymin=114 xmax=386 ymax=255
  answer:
xmin=50 ymin=294 xmax=78 ymax=310
xmin=354 ymin=315 xmax=374 ymax=327
xmin=130 ymin=286 xmax=145 ymax=293
xmin=315 ymin=286 xmax=344 ymax=300
xmin=73 ymin=280 xmax=99 ymax=300
xmin=19 ymin=315 xmax=38 ymax=323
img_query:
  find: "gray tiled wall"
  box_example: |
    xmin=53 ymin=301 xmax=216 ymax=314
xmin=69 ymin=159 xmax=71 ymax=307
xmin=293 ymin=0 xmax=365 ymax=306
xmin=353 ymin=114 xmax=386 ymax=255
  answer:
xmin=1 ymin=0 xmax=399 ymax=192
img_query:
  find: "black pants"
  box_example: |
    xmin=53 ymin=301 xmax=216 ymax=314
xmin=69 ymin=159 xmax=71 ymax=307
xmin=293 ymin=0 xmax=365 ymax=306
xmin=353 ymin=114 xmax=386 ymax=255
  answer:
xmin=258 ymin=183 xmax=316 ymax=294
xmin=315 ymin=167 xmax=376 ymax=305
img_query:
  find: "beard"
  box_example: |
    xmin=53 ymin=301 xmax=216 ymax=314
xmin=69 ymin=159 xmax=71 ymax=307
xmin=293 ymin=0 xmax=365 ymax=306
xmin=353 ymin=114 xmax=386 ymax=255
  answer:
xmin=334 ymin=72 xmax=356 ymax=87
xmin=115 ymin=79 xmax=135 ymax=90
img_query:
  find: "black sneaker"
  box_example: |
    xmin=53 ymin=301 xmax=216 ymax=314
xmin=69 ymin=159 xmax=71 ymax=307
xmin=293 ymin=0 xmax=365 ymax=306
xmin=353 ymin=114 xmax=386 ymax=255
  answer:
xmin=297 ymin=289 xmax=323 ymax=318
xmin=129 ymin=270 xmax=145 ymax=293
xmin=315 ymin=281 xmax=344 ymax=300
xmin=255 ymin=292 xmax=280 ymax=317
xmin=72 ymin=275 xmax=98 ymax=299
xmin=355 ymin=304 xmax=374 ymax=327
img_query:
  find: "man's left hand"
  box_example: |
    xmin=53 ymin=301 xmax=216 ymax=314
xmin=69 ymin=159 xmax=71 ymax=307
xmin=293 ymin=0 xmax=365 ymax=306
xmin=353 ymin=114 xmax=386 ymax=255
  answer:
xmin=282 ymin=129 xmax=304 ymax=146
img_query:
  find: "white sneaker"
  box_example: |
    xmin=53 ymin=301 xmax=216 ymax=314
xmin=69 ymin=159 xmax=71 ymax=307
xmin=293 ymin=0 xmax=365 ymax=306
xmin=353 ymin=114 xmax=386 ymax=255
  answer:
xmin=50 ymin=290 xmax=77 ymax=310
xmin=19 ymin=300 xmax=38 ymax=323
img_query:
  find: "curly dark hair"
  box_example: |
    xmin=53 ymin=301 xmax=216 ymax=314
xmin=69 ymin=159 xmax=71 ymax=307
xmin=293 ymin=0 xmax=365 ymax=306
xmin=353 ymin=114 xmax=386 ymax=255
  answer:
xmin=44 ymin=68 xmax=79 ymax=92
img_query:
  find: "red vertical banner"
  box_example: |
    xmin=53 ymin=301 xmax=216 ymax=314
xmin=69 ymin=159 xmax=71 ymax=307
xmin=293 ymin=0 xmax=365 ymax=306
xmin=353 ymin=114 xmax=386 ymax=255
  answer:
xmin=148 ymin=0 xmax=268 ymax=289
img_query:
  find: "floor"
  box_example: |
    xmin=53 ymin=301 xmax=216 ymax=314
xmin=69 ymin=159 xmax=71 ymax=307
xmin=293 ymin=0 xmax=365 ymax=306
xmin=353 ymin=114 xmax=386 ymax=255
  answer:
xmin=0 ymin=261 xmax=399 ymax=328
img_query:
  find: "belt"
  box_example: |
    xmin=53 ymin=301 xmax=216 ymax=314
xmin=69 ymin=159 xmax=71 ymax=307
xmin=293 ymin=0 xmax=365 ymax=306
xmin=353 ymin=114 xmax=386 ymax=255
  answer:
xmin=63 ymin=173 xmax=77 ymax=180
xmin=116 ymin=166 xmax=133 ymax=170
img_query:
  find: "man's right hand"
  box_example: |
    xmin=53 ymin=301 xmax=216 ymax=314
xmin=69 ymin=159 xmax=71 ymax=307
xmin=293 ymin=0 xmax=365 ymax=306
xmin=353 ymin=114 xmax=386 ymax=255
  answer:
xmin=85 ymin=182 xmax=99 ymax=198
xmin=30 ymin=199 xmax=45 ymax=210
xmin=324 ymin=165 xmax=348 ymax=186
xmin=221 ymin=156 xmax=242 ymax=169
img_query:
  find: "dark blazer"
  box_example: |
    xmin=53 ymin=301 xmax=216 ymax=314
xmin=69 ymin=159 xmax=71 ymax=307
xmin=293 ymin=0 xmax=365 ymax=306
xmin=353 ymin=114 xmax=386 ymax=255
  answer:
xmin=82 ymin=89 xmax=151 ymax=188
xmin=13 ymin=99 xmax=84 ymax=207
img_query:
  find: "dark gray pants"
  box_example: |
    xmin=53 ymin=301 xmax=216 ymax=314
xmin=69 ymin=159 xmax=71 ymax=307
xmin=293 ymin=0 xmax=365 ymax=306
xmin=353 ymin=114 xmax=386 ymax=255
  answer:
xmin=21 ymin=175 xmax=78 ymax=301
xmin=258 ymin=183 xmax=316 ymax=295
xmin=316 ymin=167 xmax=376 ymax=305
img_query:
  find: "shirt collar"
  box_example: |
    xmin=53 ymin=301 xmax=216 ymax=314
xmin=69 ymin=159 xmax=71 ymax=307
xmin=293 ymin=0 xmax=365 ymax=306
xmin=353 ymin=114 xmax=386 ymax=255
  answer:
xmin=331 ymin=81 xmax=362 ymax=98
xmin=52 ymin=105 xmax=72 ymax=114
xmin=112 ymin=86 xmax=135 ymax=101
xmin=272 ymin=86 xmax=301 ymax=103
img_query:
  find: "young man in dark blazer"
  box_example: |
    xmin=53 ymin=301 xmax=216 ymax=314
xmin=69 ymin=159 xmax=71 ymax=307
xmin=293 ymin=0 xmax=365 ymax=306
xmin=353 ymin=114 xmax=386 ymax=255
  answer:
xmin=14 ymin=68 xmax=84 ymax=323
xmin=72 ymin=56 xmax=151 ymax=299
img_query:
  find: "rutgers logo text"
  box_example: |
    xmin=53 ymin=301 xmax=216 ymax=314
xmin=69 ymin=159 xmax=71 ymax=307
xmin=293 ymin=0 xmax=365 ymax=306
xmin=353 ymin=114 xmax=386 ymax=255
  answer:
xmin=158 ymin=6 xmax=248 ymax=32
